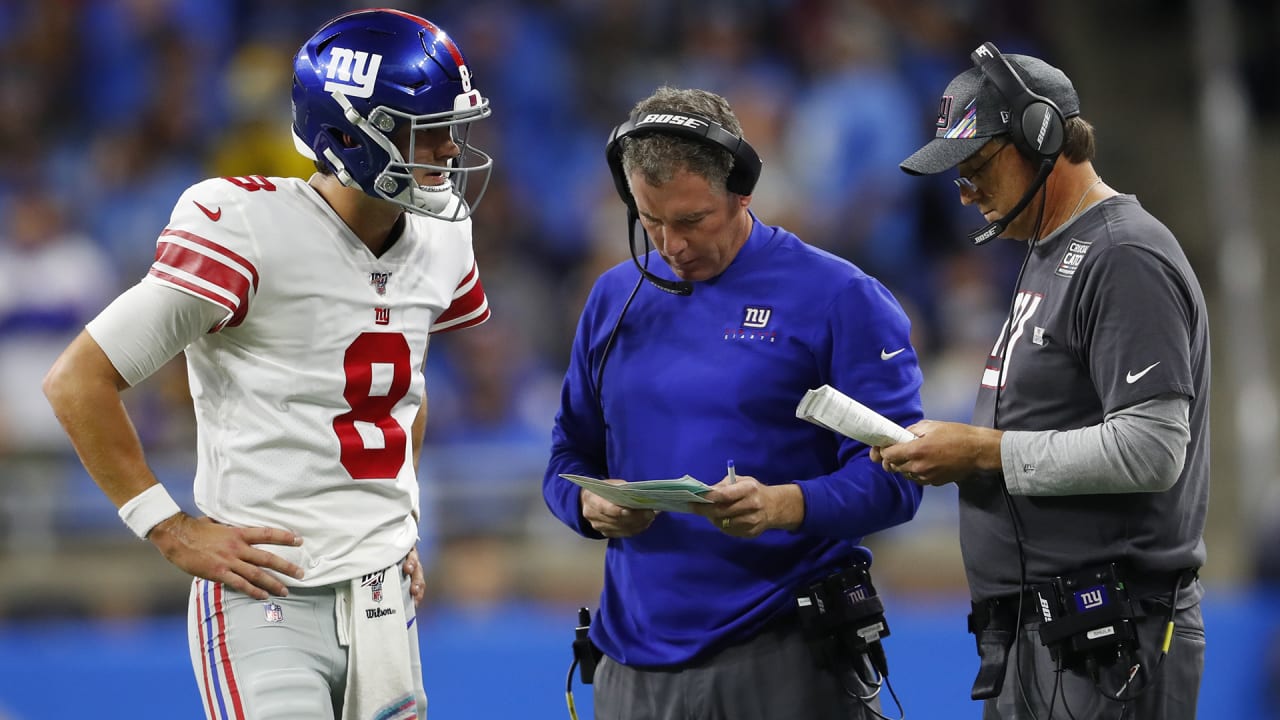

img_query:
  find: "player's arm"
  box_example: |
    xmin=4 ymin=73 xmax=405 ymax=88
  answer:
xmin=44 ymin=282 xmax=304 ymax=599
xmin=44 ymin=330 xmax=160 ymax=509
xmin=411 ymin=390 xmax=427 ymax=474
xmin=401 ymin=375 xmax=429 ymax=605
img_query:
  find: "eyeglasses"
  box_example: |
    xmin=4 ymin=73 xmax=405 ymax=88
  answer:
xmin=953 ymin=142 xmax=1010 ymax=193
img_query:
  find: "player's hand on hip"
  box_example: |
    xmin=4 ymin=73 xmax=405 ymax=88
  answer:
xmin=148 ymin=513 xmax=305 ymax=600
xmin=580 ymin=484 xmax=658 ymax=538
xmin=401 ymin=547 xmax=426 ymax=607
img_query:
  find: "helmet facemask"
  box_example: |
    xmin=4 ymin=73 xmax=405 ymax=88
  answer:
xmin=299 ymin=91 xmax=492 ymax=221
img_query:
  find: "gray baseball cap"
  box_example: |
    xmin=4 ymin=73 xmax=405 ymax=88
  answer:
xmin=900 ymin=54 xmax=1080 ymax=175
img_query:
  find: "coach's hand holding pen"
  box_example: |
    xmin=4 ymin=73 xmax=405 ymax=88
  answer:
xmin=720 ymin=460 xmax=736 ymax=529
xmin=694 ymin=458 xmax=806 ymax=536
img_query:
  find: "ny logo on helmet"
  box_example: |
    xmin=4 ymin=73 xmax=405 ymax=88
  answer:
xmin=324 ymin=47 xmax=383 ymax=99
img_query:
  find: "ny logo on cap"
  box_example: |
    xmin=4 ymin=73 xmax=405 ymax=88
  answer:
xmin=935 ymin=96 xmax=954 ymax=129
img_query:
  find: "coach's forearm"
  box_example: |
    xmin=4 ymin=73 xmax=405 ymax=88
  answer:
xmin=1001 ymin=395 xmax=1190 ymax=496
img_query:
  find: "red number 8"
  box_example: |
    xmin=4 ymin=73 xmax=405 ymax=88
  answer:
xmin=334 ymin=332 xmax=412 ymax=479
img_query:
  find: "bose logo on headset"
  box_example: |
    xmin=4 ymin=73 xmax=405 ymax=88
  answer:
xmin=640 ymin=113 xmax=709 ymax=130
xmin=1036 ymin=110 xmax=1052 ymax=149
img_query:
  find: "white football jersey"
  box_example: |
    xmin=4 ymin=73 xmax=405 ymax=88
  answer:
xmin=146 ymin=175 xmax=488 ymax=586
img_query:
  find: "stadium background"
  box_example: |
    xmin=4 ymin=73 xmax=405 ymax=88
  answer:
xmin=1 ymin=0 xmax=1278 ymax=717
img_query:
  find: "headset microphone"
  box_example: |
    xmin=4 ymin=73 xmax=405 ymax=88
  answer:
xmin=966 ymin=42 xmax=1066 ymax=246
xmin=968 ymin=159 xmax=1053 ymax=245
xmin=626 ymin=208 xmax=693 ymax=296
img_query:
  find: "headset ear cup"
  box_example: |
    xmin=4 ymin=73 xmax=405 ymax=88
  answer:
xmin=605 ymin=122 xmax=637 ymax=208
xmin=971 ymin=42 xmax=1065 ymax=165
xmin=1020 ymin=102 xmax=1064 ymax=160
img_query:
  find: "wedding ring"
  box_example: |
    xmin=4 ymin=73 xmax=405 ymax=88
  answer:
xmin=721 ymin=518 xmax=731 ymax=530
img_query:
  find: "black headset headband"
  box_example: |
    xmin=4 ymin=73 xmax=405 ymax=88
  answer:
xmin=605 ymin=111 xmax=762 ymax=207
xmin=970 ymin=42 xmax=1065 ymax=163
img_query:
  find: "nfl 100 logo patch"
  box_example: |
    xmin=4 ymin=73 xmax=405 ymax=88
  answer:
xmin=369 ymin=271 xmax=392 ymax=295
xmin=361 ymin=570 xmax=386 ymax=603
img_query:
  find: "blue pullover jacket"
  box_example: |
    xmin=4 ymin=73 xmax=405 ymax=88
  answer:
xmin=543 ymin=217 xmax=923 ymax=667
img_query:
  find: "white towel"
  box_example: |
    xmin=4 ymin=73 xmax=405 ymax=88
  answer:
xmin=337 ymin=564 xmax=422 ymax=720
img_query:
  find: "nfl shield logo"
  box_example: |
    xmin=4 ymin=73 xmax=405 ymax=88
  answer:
xmin=369 ymin=272 xmax=392 ymax=296
xmin=361 ymin=570 xmax=385 ymax=603
xmin=263 ymin=602 xmax=284 ymax=623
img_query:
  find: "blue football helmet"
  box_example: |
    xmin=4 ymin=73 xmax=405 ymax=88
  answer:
xmin=291 ymin=9 xmax=492 ymax=220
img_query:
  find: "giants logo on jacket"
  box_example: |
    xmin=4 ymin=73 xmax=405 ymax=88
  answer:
xmin=724 ymin=305 xmax=777 ymax=343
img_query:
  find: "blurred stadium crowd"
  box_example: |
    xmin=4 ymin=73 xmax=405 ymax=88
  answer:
xmin=0 ymin=0 xmax=1275 ymax=624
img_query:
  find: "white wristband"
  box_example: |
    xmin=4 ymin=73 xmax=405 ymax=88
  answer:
xmin=118 ymin=484 xmax=182 ymax=539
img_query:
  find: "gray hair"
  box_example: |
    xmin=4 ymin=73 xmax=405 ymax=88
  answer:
xmin=620 ymin=86 xmax=742 ymax=194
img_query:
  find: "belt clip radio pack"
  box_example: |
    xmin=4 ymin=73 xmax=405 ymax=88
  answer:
xmin=565 ymin=607 xmax=602 ymax=720
xmin=794 ymin=561 xmax=891 ymax=677
xmin=570 ymin=606 xmax=601 ymax=684
xmin=1034 ymin=563 xmax=1139 ymax=672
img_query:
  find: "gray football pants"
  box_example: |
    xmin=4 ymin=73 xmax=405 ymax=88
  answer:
xmin=186 ymin=573 xmax=426 ymax=720
xmin=594 ymin=620 xmax=886 ymax=720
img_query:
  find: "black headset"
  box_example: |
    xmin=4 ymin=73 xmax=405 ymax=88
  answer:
xmin=970 ymin=42 xmax=1065 ymax=165
xmin=605 ymin=110 xmax=762 ymax=208
xmin=601 ymin=110 xmax=761 ymax=296
xmin=965 ymin=42 xmax=1065 ymax=245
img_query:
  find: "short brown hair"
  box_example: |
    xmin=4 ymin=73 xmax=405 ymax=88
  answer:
xmin=1060 ymin=116 xmax=1096 ymax=163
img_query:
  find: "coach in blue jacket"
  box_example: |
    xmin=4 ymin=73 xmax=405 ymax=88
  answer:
xmin=543 ymin=86 xmax=923 ymax=720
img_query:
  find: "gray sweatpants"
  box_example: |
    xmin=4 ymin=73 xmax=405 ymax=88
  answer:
xmin=983 ymin=585 xmax=1205 ymax=720
xmin=594 ymin=620 xmax=886 ymax=720
xmin=186 ymin=573 xmax=426 ymax=720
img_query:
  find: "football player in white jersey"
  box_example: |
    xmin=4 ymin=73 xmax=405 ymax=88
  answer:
xmin=43 ymin=9 xmax=492 ymax=719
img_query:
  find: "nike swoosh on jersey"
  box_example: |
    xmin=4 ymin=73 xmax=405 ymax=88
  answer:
xmin=881 ymin=347 xmax=906 ymax=360
xmin=1125 ymin=362 xmax=1161 ymax=384
xmin=193 ymin=200 xmax=222 ymax=222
